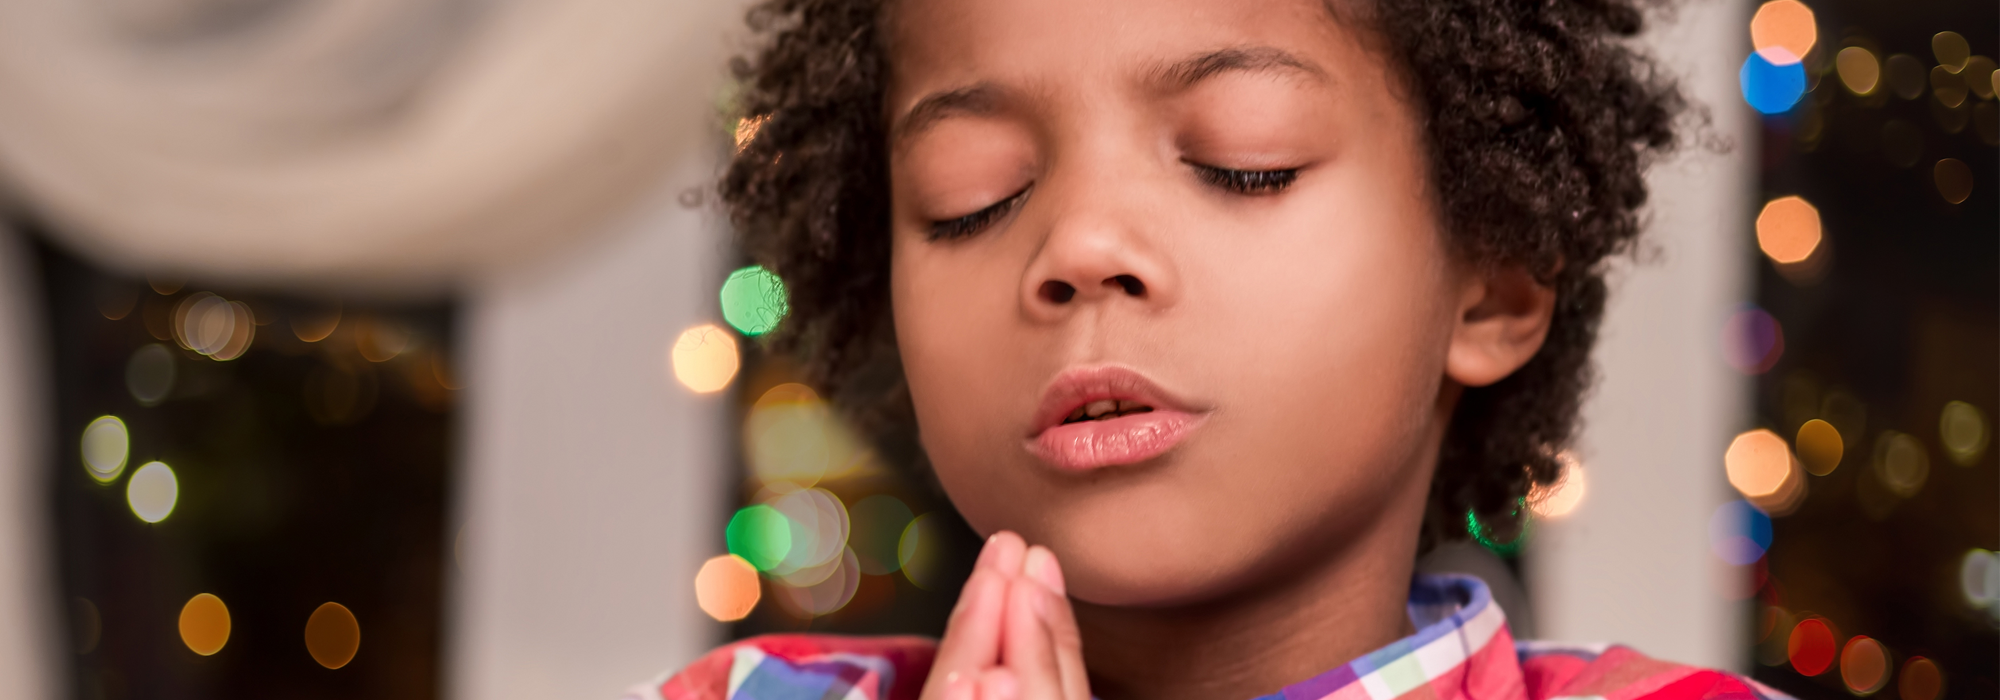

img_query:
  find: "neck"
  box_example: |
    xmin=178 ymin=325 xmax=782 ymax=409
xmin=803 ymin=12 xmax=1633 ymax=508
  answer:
xmin=1073 ymin=477 xmax=1430 ymax=700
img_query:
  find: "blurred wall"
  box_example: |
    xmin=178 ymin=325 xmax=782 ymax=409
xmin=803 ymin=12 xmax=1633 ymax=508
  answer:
xmin=449 ymin=156 xmax=728 ymax=700
xmin=1526 ymin=0 xmax=1756 ymax=670
xmin=0 ymin=224 xmax=56 ymax=700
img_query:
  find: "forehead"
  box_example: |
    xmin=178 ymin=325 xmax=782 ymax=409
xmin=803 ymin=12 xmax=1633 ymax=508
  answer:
xmin=884 ymin=0 xmax=1365 ymax=107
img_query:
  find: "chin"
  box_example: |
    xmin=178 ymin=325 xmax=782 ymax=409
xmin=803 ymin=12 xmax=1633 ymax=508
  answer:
xmin=1007 ymin=485 xmax=1268 ymax=608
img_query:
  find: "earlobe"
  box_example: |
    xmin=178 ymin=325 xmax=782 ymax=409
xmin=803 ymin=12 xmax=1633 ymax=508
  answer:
xmin=1444 ymin=264 xmax=1557 ymax=388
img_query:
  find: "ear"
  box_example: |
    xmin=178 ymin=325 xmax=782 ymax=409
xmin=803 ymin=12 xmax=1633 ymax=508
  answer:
xmin=1445 ymin=263 xmax=1557 ymax=388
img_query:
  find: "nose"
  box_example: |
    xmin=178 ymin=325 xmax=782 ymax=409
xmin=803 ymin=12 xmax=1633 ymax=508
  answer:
xmin=1020 ymin=197 xmax=1178 ymax=319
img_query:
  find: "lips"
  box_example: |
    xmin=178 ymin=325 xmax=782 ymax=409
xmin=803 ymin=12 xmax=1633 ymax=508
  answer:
xmin=1026 ymin=365 xmax=1207 ymax=471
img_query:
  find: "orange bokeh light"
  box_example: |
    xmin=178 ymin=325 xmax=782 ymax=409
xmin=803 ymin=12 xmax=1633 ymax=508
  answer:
xmin=696 ymin=554 xmax=763 ymax=622
xmin=1528 ymin=453 xmax=1587 ymax=519
xmin=671 ymin=323 xmax=741 ymax=394
xmin=1900 ymin=657 xmax=1943 ymax=700
xmin=1727 ymin=429 xmax=1793 ymax=498
xmin=1840 ymin=636 xmax=1889 ymax=695
xmin=1756 ymin=196 xmax=1821 ymax=264
xmin=1750 ymin=0 xmax=1816 ymax=65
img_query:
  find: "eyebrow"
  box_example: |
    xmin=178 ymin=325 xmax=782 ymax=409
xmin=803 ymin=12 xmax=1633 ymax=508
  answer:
xmin=1153 ymin=46 xmax=1327 ymax=90
xmin=892 ymin=83 xmax=1003 ymax=144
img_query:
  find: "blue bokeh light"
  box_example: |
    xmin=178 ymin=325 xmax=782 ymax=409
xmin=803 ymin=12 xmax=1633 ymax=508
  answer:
xmin=1740 ymin=53 xmax=1807 ymax=114
xmin=1709 ymin=500 xmax=1775 ymax=566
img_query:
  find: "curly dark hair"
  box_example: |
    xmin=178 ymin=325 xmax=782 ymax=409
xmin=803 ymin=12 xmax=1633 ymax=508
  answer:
xmin=720 ymin=0 xmax=1684 ymax=550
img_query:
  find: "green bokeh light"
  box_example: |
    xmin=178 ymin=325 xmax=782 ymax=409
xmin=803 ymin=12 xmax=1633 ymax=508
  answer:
xmin=719 ymin=266 xmax=789 ymax=336
xmin=726 ymin=504 xmax=793 ymax=571
xmin=1465 ymin=508 xmax=1527 ymax=558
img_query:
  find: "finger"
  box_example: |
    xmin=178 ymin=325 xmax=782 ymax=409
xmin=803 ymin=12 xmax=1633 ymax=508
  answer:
xmin=1002 ymin=570 xmax=1067 ymax=700
xmin=921 ymin=569 xmax=1007 ymax=699
xmin=942 ymin=671 xmax=975 ymax=700
xmin=1024 ymin=547 xmax=1089 ymax=700
xmin=983 ymin=531 xmax=1028 ymax=578
xmin=977 ymin=668 xmax=1020 ymax=700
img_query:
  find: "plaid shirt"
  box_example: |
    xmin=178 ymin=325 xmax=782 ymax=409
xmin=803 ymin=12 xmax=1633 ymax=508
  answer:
xmin=627 ymin=574 xmax=1789 ymax=700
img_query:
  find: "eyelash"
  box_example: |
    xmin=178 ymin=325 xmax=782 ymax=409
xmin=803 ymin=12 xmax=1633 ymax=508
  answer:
xmin=929 ymin=187 xmax=1029 ymax=240
xmin=1192 ymin=164 xmax=1299 ymax=194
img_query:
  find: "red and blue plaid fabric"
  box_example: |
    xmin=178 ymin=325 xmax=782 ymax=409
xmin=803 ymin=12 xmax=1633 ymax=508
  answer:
xmin=627 ymin=574 xmax=1789 ymax=700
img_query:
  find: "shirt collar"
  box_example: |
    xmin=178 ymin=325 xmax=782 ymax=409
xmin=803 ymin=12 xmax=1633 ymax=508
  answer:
xmin=1257 ymin=573 xmax=1514 ymax=700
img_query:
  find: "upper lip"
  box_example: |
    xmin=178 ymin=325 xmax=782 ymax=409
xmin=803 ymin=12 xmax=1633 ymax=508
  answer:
xmin=1027 ymin=364 xmax=1204 ymax=436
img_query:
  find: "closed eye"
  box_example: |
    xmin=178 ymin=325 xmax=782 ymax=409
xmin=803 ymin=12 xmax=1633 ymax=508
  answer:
xmin=929 ymin=186 xmax=1030 ymax=241
xmin=1189 ymin=163 xmax=1299 ymax=195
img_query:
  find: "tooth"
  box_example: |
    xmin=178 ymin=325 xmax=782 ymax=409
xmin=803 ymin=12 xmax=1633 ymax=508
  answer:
xmin=1066 ymin=407 xmax=1086 ymax=422
xmin=1085 ymin=399 xmax=1115 ymax=418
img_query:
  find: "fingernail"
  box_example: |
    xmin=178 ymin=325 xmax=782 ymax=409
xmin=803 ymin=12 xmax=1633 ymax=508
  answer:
xmin=944 ymin=672 xmax=971 ymax=700
xmin=1024 ymin=546 xmax=1066 ymax=595
xmin=975 ymin=534 xmax=1000 ymax=570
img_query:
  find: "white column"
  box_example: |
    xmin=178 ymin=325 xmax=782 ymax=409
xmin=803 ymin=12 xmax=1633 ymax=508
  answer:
xmin=1526 ymin=0 xmax=1757 ymax=670
xmin=448 ymin=156 xmax=729 ymax=700
xmin=0 ymin=223 xmax=58 ymax=699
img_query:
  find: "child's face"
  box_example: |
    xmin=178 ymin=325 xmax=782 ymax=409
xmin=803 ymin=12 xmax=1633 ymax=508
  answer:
xmin=886 ymin=0 xmax=1485 ymax=606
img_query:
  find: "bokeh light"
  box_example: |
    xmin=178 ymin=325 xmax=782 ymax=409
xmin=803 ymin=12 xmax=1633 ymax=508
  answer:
xmin=670 ymin=323 xmax=740 ymax=394
xmin=744 ymin=384 xmax=875 ymax=489
xmin=1726 ymin=429 xmax=1792 ymax=498
xmin=126 ymin=461 xmax=178 ymax=524
xmin=1787 ymin=617 xmax=1836 ymax=676
xmin=1939 ymin=400 xmax=1988 ymax=465
xmin=726 ymin=504 xmax=792 ymax=571
xmin=719 ymin=265 xmax=788 ymax=336
xmin=1749 ymin=1 xmax=1815 ymax=65
xmin=695 ymin=554 xmax=761 ymax=622
xmin=292 ymin=306 xmax=341 ymax=342
xmin=1839 ymin=636 xmax=1889 ymax=695
xmin=173 ymin=292 xmax=254 ymax=361
xmin=1931 ymin=66 xmax=1968 ymax=108
xmin=766 ymin=488 xmax=850 ymax=585
xmin=898 ymin=512 xmax=949 ymax=590
xmin=1932 ymin=158 xmax=1973 ymax=204
xmin=848 ymin=494 xmax=915 ymax=575
xmin=1965 ymin=56 xmax=1997 ymax=100
xmin=1741 ymin=52 xmax=1807 ymax=114
xmin=1757 ymin=606 xmax=1798 ymax=667
xmin=1872 ymin=431 xmax=1929 ymax=498
xmin=1958 ymin=549 xmax=1999 ymax=610
xmin=1932 ymin=31 xmax=1970 ymax=72
xmin=776 ymin=547 xmax=860 ymax=618
xmin=1795 ymin=419 xmax=1843 ymax=476
xmin=1837 ymin=47 xmax=1882 ymax=95
xmin=304 ymin=602 xmax=361 ymax=670
xmin=178 ymin=593 xmax=230 ymax=656
xmin=1899 ymin=657 xmax=1942 ymax=700
xmin=1755 ymin=196 xmax=1821 ymax=264
xmin=1885 ymin=55 xmax=1927 ymax=100
xmin=1527 ymin=453 xmax=1586 ymax=520
xmin=1710 ymin=500 xmax=1774 ymax=566
xmin=1722 ymin=306 xmax=1784 ymax=375
xmin=125 ymin=343 xmax=176 ymax=406
xmin=81 ymin=415 xmax=130 ymax=484
xmin=354 ymin=317 xmax=410 ymax=362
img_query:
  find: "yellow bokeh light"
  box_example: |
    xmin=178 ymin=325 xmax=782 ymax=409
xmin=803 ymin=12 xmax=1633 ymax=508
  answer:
xmin=126 ymin=461 xmax=178 ymax=523
xmin=1756 ymin=196 xmax=1821 ymax=264
xmin=1726 ymin=429 xmax=1792 ymax=498
xmin=1836 ymin=47 xmax=1881 ymax=95
xmin=1934 ymin=158 xmax=1973 ymax=205
xmin=1932 ymin=66 xmax=1969 ymax=108
xmin=1940 ymin=400 xmax=1988 ymax=466
xmin=1873 ymin=431 xmax=1929 ymax=498
xmin=173 ymin=293 xmax=254 ymax=361
xmin=1933 ymin=31 xmax=1970 ymax=72
xmin=1964 ymin=56 xmax=1996 ymax=99
xmin=81 ymin=416 xmax=130 ymax=484
xmin=695 ymin=554 xmax=762 ymax=622
xmin=1795 ymin=419 xmax=1843 ymax=476
xmin=1749 ymin=0 xmax=1815 ymax=65
xmin=292 ymin=307 xmax=341 ymax=343
xmin=1527 ymin=453 xmax=1586 ymax=519
xmin=670 ymin=323 xmax=739 ymax=394
xmin=178 ymin=593 xmax=230 ymax=656
xmin=305 ymin=602 xmax=361 ymax=670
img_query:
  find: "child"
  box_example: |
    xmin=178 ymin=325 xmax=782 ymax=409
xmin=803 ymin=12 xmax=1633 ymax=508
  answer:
xmin=633 ymin=0 xmax=1782 ymax=698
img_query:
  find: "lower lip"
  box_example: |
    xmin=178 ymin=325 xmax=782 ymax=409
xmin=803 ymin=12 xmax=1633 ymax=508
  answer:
xmin=1028 ymin=411 xmax=1203 ymax=471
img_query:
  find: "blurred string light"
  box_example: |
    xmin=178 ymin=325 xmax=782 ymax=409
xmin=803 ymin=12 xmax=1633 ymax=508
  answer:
xmin=726 ymin=504 xmax=792 ymax=571
xmin=125 ymin=344 xmax=176 ymax=406
xmin=81 ymin=416 xmax=130 ymax=484
xmin=173 ymin=292 xmax=254 ymax=361
xmin=1709 ymin=500 xmax=1774 ymax=566
xmin=848 ymin=495 xmax=915 ymax=575
xmin=1871 ymin=431 xmax=1928 ymax=498
xmin=1794 ymin=419 xmax=1842 ymax=476
xmin=1741 ymin=52 xmax=1807 ymax=114
xmin=695 ymin=554 xmax=761 ymax=622
xmin=1526 ymin=452 xmax=1586 ymax=519
xmin=1836 ymin=47 xmax=1881 ymax=95
xmin=1755 ymin=196 xmax=1820 ymax=264
xmin=1932 ymin=32 xmax=1969 ymax=72
xmin=897 ymin=512 xmax=949 ymax=590
xmin=126 ymin=461 xmax=178 ymax=524
xmin=1786 ymin=617 xmax=1836 ymax=676
xmin=1839 ymin=636 xmax=1889 ymax=695
xmin=178 ymin=593 xmax=230 ymax=656
xmin=719 ymin=266 xmax=788 ymax=336
xmin=1899 ymin=658 xmax=1943 ymax=700
xmin=1722 ymin=306 xmax=1784 ymax=375
xmin=670 ymin=323 xmax=739 ymax=394
xmin=305 ymin=602 xmax=360 ymax=670
xmin=1938 ymin=400 xmax=1988 ymax=465
xmin=745 ymin=383 xmax=876 ymax=488
xmin=1749 ymin=1 xmax=1815 ymax=65
xmin=1932 ymin=158 xmax=1973 ymax=205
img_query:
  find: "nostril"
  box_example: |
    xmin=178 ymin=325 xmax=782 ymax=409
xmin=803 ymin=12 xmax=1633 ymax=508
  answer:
xmin=1110 ymin=274 xmax=1146 ymax=296
xmin=1040 ymin=280 xmax=1077 ymax=304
